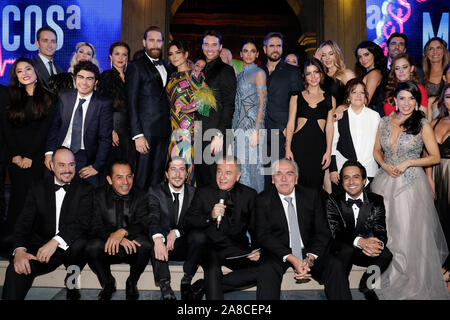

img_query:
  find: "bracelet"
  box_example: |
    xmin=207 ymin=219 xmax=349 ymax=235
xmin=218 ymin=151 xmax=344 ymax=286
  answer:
xmin=305 ymin=256 xmax=315 ymax=267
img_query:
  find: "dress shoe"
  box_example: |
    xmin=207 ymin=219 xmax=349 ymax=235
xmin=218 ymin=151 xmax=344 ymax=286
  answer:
xmin=191 ymin=279 xmax=205 ymax=300
xmin=359 ymin=287 xmax=379 ymax=301
xmin=180 ymin=282 xmax=193 ymax=300
xmin=66 ymin=288 xmax=81 ymax=300
xmin=125 ymin=278 xmax=139 ymax=300
xmin=98 ymin=281 xmax=116 ymax=300
xmin=160 ymin=283 xmax=176 ymax=300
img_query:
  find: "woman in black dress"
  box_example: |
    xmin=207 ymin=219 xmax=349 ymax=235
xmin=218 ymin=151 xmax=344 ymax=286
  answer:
xmin=2 ymin=57 xmax=56 ymax=243
xmin=96 ymin=41 xmax=135 ymax=168
xmin=285 ymin=58 xmax=336 ymax=189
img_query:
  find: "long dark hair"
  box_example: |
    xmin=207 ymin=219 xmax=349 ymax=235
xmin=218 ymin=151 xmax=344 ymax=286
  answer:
xmin=302 ymin=58 xmax=325 ymax=90
xmin=7 ymin=57 xmax=55 ymax=125
xmin=354 ymin=41 xmax=387 ymax=78
xmin=394 ymin=81 xmax=424 ymax=135
xmin=436 ymin=83 xmax=450 ymax=119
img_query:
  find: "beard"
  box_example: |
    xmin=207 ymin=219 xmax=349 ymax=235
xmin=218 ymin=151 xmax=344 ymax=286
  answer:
xmin=267 ymin=53 xmax=281 ymax=62
xmin=146 ymin=47 xmax=162 ymax=59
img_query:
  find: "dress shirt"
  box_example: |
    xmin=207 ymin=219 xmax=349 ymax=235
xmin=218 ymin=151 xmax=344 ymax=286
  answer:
xmin=53 ymin=178 xmax=69 ymax=250
xmin=39 ymin=54 xmax=57 ymax=76
xmin=61 ymin=92 xmax=93 ymax=150
xmin=345 ymin=192 xmax=364 ymax=249
xmin=332 ymin=106 xmax=380 ymax=177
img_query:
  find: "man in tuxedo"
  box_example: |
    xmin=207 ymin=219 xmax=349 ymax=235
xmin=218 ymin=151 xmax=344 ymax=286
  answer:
xmin=86 ymin=159 xmax=151 ymax=300
xmin=184 ymin=156 xmax=260 ymax=300
xmin=148 ymin=157 xmax=206 ymax=300
xmin=32 ymin=26 xmax=63 ymax=85
xmin=195 ymin=30 xmax=237 ymax=187
xmin=262 ymin=32 xmax=302 ymax=187
xmin=326 ymin=160 xmax=393 ymax=300
xmin=1 ymin=147 xmax=93 ymax=300
xmin=255 ymin=158 xmax=352 ymax=300
xmin=45 ymin=60 xmax=113 ymax=187
xmin=126 ymin=25 xmax=170 ymax=189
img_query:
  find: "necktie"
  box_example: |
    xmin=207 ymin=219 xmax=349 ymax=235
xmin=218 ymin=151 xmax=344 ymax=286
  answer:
xmin=48 ymin=61 xmax=54 ymax=76
xmin=284 ymin=196 xmax=303 ymax=259
xmin=152 ymin=59 xmax=162 ymax=66
xmin=70 ymin=98 xmax=86 ymax=153
xmin=346 ymin=198 xmax=363 ymax=208
xmin=173 ymin=193 xmax=180 ymax=226
xmin=54 ymin=184 xmax=69 ymax=192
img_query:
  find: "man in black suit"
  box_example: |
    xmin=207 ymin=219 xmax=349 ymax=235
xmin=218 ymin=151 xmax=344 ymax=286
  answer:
xmin=32 ymin=26 xmax=63 ymax=85
xmin=0 ymin=85 xmax=9 ymax=236
xmin=255 ymin=158 xmax=351 ymax=300
xmin=126 ymin=25 xmax=170 ymax=190
xmin=185 ymin=156 xmax=260 ymax=300
xmin=195 ymin=30 xmax=237 ymax=187
xmin=262 ymin=33 xmax=302 ymax=187
xmin=1 ymin=147 xmax=93 ymax=300
xmin=148 ymin=157 xmax=206 ymax=300
xmin=45 ymin=60 xmax=113 ymax=187
xmin=86 ymin=159 xmax=151 ymax=300
xmin=326 ymin=160 xmax=392 ymax=300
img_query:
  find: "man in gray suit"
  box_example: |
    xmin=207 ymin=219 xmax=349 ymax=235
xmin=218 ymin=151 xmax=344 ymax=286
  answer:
xmin=32 ymin=26 xmax=62 ymax=85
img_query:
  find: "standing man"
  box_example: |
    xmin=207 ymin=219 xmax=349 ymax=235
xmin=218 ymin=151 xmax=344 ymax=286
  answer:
xmin=45 ymin=61 xmax=113 ymax=187
xmin=262 ymin=32 xmax=302 ymax=187
xmin=148 ymin=157 xmax=206 ymax=300
xmin=196 ymin=30 xmax=237 ymax=187
xmin=126 ymin=25 xmax=170 ymax=189
xmin=185 ymin=156 xmax=260 ymax=300
xmin=33 ymin=26 xmax=62 ymax=85
xmin=86 ymin=160 xmax=152 ymax=300
xmin=326 ymin=160 xmax=392 ymax=300
xmin=255 ymin=158 xmax=351 ymax=300
xmin=2 ymin=147 xmax=93 ymax=300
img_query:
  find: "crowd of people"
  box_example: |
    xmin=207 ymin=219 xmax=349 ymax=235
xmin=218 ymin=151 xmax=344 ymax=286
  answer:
xmin=0 ymin=24 xmax=449 ymax=300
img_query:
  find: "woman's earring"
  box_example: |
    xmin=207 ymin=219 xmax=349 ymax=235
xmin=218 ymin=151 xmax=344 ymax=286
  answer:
xmin=110 ymin=59 xmax=112 ymax=69
xmin=363 ymin=104 xmax=366 ymax=108
xmin=415 ymin=104 xmax=418 ymax=111
xmin=395 ymin=104 xmax=398 ymax=111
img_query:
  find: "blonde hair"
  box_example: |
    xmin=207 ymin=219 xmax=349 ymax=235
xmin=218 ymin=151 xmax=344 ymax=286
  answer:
xmin=317 ymin=40 xmax=347 ymax=79
xmin=68 ymin=42 xmax=100 ymax=73
xmin=422 ymin=37 xmax=450 ymax=83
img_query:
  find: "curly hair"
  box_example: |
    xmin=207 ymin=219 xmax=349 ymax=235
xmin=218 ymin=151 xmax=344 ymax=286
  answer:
xmin=317 ymin=40 xmax=347 ymax=79
xmin=354 ymin=41 xmax=387 ymax=78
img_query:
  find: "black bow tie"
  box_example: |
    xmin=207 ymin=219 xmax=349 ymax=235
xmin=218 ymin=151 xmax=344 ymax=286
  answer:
xmin=113 ymin=193 xmax=130 ymax=201
xmin=54 ymin=184 xmax=69 ymax=192
xmin=152 ymin=59 xmax=162 ymax=66
xmin=346 ymin=198 xmax=363 ymax=208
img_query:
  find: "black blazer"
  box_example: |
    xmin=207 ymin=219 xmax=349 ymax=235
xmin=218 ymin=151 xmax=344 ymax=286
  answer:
xmin=13 ymin=176 xmax=93 ymax=251
xmin=255 ymin=185 xmax=331 ymax=261
xmin=330 ymin=111 xmax=357 ymax=172
xmin=0 ymin=85 xmax=9 ymax=164
xmin=262 ymin=61 xmax=302 ymax=130
xmin=326 ymin=191 xmax=388 ymax=249
xmin=125 ymin=55 xmax=170 ymax=138
xmin=89 ymin=185 xmax=149 ymax=241
xmin=46 ymin=89 xmax=113 ymax=172
xmin=184 ymin=182 xmax=257 ymax=258
xmin=32 ymin=55 xmax=63 ymax=84
xmin=199 ymin=57 xmax=236 ymax=137
xmin=148 ymin=182 xmax=195 ymax=238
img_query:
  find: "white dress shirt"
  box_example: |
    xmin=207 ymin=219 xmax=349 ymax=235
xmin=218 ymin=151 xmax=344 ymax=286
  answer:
xmin=53 ymin=178 xmax=69 ymax=250
xmin=345 ymin=192 xmax=364 ymax=249
xmin=38 ymin=53 xmax=57 ymax=75
xmin=62 ymin=92 xmax=93 ymax=150
xmin=332 ymin=106 xmax=380 ymax=178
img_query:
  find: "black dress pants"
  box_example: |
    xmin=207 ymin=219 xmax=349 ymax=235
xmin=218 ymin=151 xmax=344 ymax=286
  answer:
xmin=2 ymin=238 xmax=87 ymax=300
xmin=135 ymin=135 xmax=168 ymax=189
xmin=85 ymin=236 xmax=152 ymax=287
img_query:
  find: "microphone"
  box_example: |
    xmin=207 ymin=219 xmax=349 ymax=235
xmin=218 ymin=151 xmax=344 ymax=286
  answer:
xmin=217 ymin=199 xmax=225 ymax=230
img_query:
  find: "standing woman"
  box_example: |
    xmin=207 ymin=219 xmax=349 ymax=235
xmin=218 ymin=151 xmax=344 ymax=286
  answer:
xmin=2 ymin=58 xmax=56 ymax=242
xmin=371 ymin=81 xmax=449 ymax=299
xmin=232 ymin=38 xmax=267 ymax=193
xmin=165 ymin=40 xmax=212 ymax=186
xmin=355 ymin=41 xmax=387 ymax=118
xmin=285 ymin=58 xmax=335 ymax=189
xmin=423 ymin=37 xmax=449 ymax=98
xmin=97 ymin=41 xmax=135 ymax=168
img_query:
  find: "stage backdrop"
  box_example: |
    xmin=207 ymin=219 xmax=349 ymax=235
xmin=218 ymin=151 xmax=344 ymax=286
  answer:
xmin=0 ymin=0 xmax=122 ymax=86
xmin=366 ymin=0 xmax=450 ymax=65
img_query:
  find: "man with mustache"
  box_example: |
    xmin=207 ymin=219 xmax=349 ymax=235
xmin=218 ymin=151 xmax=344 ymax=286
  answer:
xmin=262 ymin=33 xmax=302 ymax=187
xmin=148 ymin=157 xmax=206 ymax=300
xmin=2 ymin=147 xmax=93 ymax=300
xmin=126 ymin=25 xmax=171 ymax=189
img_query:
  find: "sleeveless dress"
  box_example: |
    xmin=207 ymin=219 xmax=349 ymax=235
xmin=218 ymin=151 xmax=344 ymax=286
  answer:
xmin=371 ymin=115 xmax=449 ymax=300
xmin=166 ymin=70 xmax=207 ymax=185
xmin=366 ymin=68 xmax=386 ymax=118
xmin=232 ymin=63 xmax=267 ymax=193
xmin=291 ymin=91 xmax=332 ymax=189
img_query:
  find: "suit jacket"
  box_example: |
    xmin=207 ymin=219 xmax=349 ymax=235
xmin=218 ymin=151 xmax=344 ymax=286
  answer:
xmin=326 ymin=191 xmax=388 ymax=249
xmin=0 ymin=85 xmax=9 ymax=164
xmin=46 ymin=89 xmax=113 ymax=172
xmin=184 ymin=182 xmax=257 ymax=258
xmin=89 ymin=185 xmax=149 ymax=241
xmin=125 ymin=55 xmax=170 ymax=138
xmin=33 ymin=55 xmax=63 ymax=84
xmin=148 ymin=182 xmax=195 ymax=238
xmin=199 ymin=57 xmax=236 ymax=137
xmin=13 ymin=176 xmax=93 ymax=251
xmin=330 ymin=111 xmax=357 ymax=172
xmin=255 ymin=185 xmax=331 ymax=261
xmin=262 ymin=60 xmax=302 ymax=130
